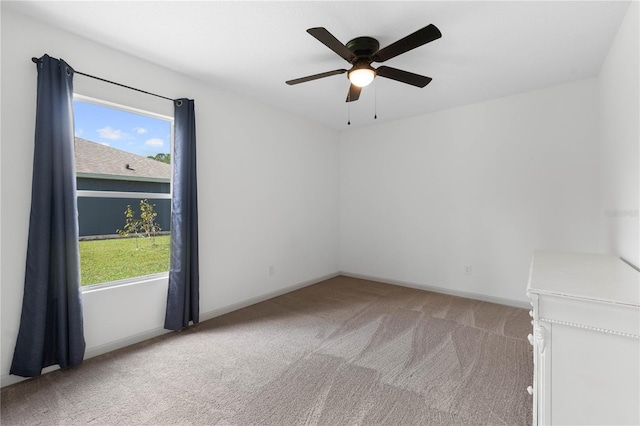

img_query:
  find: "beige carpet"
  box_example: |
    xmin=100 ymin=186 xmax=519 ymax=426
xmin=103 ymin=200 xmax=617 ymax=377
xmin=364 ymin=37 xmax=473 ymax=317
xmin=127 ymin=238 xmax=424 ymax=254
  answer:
xmin=1 ymin=276 xmax=533 ymax=425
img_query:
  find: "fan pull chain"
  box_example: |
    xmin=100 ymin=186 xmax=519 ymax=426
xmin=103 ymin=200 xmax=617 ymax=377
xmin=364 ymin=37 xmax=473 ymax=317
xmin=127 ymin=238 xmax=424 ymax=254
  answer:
xmin=347 ymin=94 xmax=351 ymax=125
xmin=374 ymin=80 xmax=378 ymax=120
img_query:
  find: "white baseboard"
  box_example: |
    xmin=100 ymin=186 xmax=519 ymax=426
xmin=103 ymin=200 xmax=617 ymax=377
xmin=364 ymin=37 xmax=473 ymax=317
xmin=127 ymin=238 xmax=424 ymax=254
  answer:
xmin=1 ymin=272 xmax=338 ymax=388
xmin=199 ymin=272 xmax=339 ymax=322
xmin=339 ymin=271 xmax=531 ymax=309
xmin=1 ymin=364 xmax=62 ymax=388
xmin=1 ymin=327 xmax=173 ymax=388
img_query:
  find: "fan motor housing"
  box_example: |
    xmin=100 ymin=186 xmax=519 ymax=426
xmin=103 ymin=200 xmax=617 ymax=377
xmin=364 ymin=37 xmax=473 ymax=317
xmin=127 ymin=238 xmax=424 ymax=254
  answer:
xmin=346 ymin=36 xmax=380 ymax=59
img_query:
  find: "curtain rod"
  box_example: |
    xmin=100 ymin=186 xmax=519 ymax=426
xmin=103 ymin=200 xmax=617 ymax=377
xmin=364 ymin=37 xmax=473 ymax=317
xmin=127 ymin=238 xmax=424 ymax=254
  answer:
xmin=32 ymin=57 xmax=176 ymax=102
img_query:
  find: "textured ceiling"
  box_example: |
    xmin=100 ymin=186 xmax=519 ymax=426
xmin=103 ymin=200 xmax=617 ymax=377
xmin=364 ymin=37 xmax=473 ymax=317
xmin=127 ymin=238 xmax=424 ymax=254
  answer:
xmin=4 ymin=1 xmax=631 ymax=131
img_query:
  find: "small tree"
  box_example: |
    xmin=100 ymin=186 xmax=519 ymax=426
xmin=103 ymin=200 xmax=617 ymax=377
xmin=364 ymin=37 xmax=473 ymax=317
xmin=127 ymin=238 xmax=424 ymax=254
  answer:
xmin=139 ymin=199 xmax=162 ymax=244
xmin=116 ymin=204 xmax=142 ymax=248
xmin=116 ymin=200 xmax=162 ymax=248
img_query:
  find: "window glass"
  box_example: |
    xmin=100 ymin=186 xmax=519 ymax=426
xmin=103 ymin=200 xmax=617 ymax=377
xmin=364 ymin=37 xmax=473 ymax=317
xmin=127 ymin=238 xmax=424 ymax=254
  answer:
xmin=74 ymin=97 xmax=173 ymax=287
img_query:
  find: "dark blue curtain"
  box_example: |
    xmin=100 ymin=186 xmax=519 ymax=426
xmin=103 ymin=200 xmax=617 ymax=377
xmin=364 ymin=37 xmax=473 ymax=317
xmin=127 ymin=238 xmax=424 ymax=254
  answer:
xmin=164 ymin=99 xmax=199 ymax=330
xmin=11 ymin=55 xmax=85 ymax=377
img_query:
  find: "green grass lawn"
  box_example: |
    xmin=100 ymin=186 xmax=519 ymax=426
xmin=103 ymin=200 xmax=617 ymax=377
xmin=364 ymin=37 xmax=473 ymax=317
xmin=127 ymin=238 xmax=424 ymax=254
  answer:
xmin=79 ymin=235 xmax=170 ymax=286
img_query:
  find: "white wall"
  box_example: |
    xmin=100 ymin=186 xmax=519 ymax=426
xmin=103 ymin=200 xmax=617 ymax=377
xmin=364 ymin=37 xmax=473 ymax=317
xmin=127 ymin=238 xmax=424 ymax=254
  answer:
xmin=339 ymin=79 xmax=601 ymax=304
xmin=598 ymin=1 xmax=640 ymax=267
xmin=1 ymin=8 xmax=339 ymax=386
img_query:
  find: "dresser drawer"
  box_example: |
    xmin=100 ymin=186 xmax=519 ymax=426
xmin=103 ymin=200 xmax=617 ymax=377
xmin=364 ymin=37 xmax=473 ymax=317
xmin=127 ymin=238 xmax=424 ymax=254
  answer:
xmin=537 ymin=293 xmax=639 ymax=337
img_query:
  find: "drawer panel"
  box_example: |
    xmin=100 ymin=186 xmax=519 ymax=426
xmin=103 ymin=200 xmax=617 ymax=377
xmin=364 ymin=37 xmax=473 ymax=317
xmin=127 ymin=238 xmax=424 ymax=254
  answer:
xmin=537 ymin=293 xmax=639 ymax=337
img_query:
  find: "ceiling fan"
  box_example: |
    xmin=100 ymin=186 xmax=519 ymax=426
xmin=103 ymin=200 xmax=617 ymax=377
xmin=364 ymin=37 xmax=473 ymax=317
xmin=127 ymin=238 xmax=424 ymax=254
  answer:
xmin=286 ymin=24 xmax=442 ymax=102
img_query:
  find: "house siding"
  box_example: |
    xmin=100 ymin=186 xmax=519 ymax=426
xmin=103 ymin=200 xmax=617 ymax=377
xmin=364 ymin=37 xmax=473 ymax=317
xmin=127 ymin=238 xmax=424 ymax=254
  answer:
xmin=77 ymin=177 xmax=171 ymax=237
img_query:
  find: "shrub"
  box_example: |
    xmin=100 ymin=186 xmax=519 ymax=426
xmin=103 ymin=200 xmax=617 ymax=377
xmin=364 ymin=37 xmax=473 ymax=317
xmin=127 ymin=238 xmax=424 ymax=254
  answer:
xmin=116 ymin=199 xmax=162 ymax=247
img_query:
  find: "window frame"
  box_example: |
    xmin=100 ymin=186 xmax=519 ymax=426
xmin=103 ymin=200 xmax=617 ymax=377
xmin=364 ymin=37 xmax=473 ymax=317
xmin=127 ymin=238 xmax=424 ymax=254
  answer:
xmin=73 ymin=94 xmax=174 ymax=291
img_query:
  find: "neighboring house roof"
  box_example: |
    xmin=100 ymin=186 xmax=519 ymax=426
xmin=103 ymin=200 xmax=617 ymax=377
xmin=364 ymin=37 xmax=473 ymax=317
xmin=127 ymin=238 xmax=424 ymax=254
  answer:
xmin=75 ymin=137 xmax=170 ymax=182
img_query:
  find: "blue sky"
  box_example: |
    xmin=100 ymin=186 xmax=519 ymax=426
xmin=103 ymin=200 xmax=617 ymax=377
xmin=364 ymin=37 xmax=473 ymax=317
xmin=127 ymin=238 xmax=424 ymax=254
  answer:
xmin=74 ymin=100 xmax=172 ymax=158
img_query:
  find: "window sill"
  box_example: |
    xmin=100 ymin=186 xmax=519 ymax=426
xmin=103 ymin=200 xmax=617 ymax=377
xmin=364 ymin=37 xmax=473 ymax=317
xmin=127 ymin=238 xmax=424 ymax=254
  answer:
xmin=81 ymin=272 xmax=169 ymax=294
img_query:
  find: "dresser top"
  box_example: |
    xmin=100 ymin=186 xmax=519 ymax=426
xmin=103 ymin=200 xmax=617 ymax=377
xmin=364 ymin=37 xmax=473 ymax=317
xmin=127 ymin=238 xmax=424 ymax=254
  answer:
xmin=527 ymin=251 xmax=640 ymax=307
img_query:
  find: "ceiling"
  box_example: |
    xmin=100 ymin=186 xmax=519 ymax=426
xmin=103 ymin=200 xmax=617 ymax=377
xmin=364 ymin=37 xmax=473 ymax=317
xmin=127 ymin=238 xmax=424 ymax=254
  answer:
xmin=5 ymin=1 xmax=631 ymax=131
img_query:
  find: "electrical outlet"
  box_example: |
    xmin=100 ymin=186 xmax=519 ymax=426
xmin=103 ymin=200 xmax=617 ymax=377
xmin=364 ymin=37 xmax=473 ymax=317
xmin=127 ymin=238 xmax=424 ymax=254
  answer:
xmin=464 ymin=265 xmax=472 ymax=276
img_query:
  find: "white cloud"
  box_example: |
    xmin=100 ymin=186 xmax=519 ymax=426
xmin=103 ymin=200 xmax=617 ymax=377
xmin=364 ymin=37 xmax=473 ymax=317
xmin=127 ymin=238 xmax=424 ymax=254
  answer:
xmin=75 ymin=128 xmax=84 ymax=137
xmin=100 ymin=142 xmax=111 ymax=147
xmin=97 ymin=126 xmax=126 ymax=140
xmin=133 ymin=127 xmax=148 ymax=134
xmin=145 ymin=138 xmax=164 ymax=147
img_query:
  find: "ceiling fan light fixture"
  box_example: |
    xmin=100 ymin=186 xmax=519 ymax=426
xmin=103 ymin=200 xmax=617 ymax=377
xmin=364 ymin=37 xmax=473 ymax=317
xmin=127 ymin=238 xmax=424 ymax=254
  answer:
xmin=348 ymin=67 xmax=375 ymax=87
xmin=288 ymin=25 xmax=442 ymax=102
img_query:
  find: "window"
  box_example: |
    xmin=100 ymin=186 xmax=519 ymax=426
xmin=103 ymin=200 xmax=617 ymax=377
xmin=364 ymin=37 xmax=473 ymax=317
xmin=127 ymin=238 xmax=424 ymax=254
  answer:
xmin=74 ymin=96 xmax=173 ymax=287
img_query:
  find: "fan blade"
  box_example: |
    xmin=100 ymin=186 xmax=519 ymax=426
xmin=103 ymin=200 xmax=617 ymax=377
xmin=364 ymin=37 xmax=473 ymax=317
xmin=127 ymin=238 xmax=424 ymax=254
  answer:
xmin=346 ymin=84 xmax=361 ymax=102
xmin=307 ymin=27 xmax=356 ymax=62
xmin=373 ymin=24 xmax=441 ymax=63
xmin=376 ymin=66 xmax=432 ymax=87
xmin=286 ymin=69 xmax=347 ymax=85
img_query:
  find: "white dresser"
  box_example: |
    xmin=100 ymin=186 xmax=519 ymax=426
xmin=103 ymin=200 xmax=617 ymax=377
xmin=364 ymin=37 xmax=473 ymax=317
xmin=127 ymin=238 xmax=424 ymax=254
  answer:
xmin=526 ymin=251 xmax=640 ymax=425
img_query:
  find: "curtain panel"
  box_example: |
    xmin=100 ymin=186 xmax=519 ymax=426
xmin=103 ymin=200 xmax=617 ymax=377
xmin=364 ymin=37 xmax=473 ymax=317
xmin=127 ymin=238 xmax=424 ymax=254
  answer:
xmin=164 ymin=98 xmax=200 ymax=330
xmin=11 ymin=55 xmax=85 ymax=377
